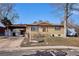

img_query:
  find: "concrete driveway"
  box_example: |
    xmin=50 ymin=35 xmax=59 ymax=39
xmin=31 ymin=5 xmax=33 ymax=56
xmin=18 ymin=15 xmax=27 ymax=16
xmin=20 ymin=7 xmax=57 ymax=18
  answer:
xmin=0 ymin=37 xmax=24 ymax=48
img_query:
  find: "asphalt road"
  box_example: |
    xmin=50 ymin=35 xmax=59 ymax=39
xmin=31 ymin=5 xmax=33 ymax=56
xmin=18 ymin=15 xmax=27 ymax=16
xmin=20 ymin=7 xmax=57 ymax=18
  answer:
xmin=0 ymin=49 xmax=79 ymax=56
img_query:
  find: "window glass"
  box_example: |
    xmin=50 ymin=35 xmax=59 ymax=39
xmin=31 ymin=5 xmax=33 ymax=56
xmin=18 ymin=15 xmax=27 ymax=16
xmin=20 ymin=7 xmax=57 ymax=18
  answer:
xmin=55 ymin=26 xmax=61 ymax=30
xmin=31 ymin=26 xmax=39 ymax=31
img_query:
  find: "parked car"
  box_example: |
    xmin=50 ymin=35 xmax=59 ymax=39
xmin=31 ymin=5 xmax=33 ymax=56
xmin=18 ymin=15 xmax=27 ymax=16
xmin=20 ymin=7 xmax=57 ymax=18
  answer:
xmin=67 ymin=28 xmax=78 ymax=37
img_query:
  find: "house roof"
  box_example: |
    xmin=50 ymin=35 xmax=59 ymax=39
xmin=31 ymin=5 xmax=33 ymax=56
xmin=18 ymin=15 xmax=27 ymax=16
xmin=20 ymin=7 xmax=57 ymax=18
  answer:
xmin=32 ymin=22 xmax=53 ymax=25
xmin=8 ymin=22 xmax=64 ymax=28
xmin=9 ymin=22 xmax=64 ymax=28
xmin=27 ymin=22 xmax=64 ymax=27
xmin=8 ymin=24 xmax=26 ymax=28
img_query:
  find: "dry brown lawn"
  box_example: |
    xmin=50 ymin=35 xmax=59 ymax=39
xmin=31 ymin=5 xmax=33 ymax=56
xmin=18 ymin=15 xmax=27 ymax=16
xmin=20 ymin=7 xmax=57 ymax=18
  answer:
xmin=21 ymin=37 xmax=79 ymax=47
xmin=45 ymin=37 xmax=79 ymax=47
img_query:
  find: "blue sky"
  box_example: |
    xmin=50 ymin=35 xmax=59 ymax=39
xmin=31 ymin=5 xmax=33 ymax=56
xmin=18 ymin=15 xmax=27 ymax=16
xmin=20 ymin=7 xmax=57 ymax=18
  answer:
xmin=14 ymin=3 xmax=79 ymax=25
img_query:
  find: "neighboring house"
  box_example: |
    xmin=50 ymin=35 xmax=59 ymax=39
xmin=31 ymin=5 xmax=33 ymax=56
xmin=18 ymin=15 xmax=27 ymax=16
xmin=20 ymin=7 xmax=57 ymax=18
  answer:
xmin=0 ymin=26 xmax=5 ymax=36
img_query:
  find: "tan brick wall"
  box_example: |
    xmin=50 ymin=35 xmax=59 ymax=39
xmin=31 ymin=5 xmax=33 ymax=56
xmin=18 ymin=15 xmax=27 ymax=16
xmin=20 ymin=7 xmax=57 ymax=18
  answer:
xmin=26 ymin=26 xmax=64 ymax=37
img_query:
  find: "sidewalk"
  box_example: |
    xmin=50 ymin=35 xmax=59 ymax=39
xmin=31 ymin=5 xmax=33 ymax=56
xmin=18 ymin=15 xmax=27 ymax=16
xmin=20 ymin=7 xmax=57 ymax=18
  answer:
xmin=1 ymin=46 xmax=79 ymax=52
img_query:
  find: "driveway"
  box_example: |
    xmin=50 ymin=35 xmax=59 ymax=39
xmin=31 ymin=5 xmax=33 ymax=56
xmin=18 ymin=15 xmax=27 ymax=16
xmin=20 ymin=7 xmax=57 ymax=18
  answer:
xmin=0 ymin=37 xmax=24 ymax=49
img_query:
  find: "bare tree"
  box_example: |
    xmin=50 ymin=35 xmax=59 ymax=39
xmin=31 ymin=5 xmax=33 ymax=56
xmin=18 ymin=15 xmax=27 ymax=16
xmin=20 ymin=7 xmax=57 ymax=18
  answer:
xmin=0 ymin=3 xmax=19 ymax=36
xmin=50 ymin=3 xmax=79 ymax=37
xmin=0 ymin=3 xmax=19 ymax=24
xmin=64 ymin=3 xmax=79 ymax=37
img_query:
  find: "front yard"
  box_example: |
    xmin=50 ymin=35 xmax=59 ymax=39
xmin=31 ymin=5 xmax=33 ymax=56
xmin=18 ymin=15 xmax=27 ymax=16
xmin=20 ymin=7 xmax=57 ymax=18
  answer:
xmin=21 ymin=37 xmax=79 ymax=47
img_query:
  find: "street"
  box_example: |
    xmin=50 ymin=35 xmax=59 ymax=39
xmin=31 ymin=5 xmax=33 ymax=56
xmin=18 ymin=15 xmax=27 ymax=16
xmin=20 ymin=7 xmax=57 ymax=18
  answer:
xmin=0 ymin=49 xmax=79 ymax=56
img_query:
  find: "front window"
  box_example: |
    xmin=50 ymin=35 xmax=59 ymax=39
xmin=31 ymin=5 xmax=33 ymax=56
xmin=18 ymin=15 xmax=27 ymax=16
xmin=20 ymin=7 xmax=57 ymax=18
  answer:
xmin=31 ymin=26 xmax=39 ymax=31
xmin=55 ymin=26 xmax=61 ymax=30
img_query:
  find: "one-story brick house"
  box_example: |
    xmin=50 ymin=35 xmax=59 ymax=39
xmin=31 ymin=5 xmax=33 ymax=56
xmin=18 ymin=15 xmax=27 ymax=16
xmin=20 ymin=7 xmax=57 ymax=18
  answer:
xmin=0 ymin=21 xmax=64 ymax=37
xmin=0 ymin=19 xmax=77 ymax=37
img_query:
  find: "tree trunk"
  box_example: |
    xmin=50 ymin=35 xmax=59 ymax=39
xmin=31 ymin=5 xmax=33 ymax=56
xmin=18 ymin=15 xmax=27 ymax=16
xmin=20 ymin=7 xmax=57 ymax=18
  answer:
xmin=64 ymin=3 xmax=69 ymax=37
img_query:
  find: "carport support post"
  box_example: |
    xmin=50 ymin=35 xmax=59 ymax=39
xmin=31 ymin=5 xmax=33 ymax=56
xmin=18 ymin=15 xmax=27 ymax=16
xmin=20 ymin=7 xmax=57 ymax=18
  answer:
xmin=27 ymin=32 xmax=31 ymax=44
xmin=25 ymin=31 xmax=31 ymax=45
xmin=6 ymin=26 xmax=9 ymax=37
xmin=25 ymin=26 xmax=30 ymax=45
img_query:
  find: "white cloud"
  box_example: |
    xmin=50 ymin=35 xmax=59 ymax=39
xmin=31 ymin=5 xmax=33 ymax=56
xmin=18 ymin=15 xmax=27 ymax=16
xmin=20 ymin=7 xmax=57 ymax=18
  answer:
xmin=71 ymin=10 xmax=79 ymax=15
